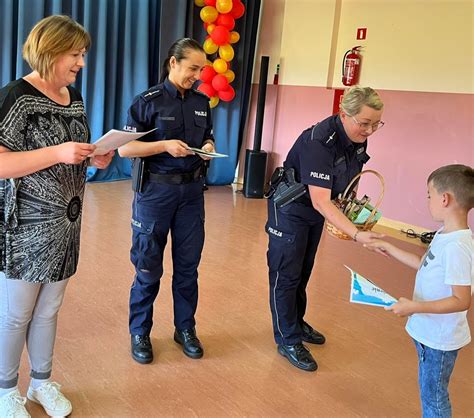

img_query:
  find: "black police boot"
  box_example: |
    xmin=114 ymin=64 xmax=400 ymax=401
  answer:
xmin=301 ymin=321 xmax=326 ymax=345
xmin=131 ymin=335 xmax=153 ymax=364
xmin=277 ymin=343 xmax=318 ymax=372
xmin=174 ymin=328 xmax=204 ymax=359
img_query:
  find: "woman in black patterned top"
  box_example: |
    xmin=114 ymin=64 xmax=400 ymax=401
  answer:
xmin=0 ymin=15 xmax=113 ymax=417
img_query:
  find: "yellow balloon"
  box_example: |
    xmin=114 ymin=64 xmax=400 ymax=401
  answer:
xmin=216 ymin=0 xmax=233 ymax=14
xmin=200 ymin=6 xmax=218 ymax=23
xmin=219 ymin=44 xmax=234 ymax=62
xmin=203 ymin=38 xmax=218 ymax=54
xmin=209 ymin=96 xmax=219 ymax=108
xmin=194 ymin=0 xmax=205 ymax=6
xmin=213 ymin=58 xmax=228 ymax=74
xmin=207 ymin=23 xmax=216 ymax=35
xmin=223 ymin=69 xmax=235 ymax=83
xmin=229 ymin=31 xmax=240 ymax=44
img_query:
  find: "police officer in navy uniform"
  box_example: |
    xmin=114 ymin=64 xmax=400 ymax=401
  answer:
xmin=119 ymin=38 xmax=214 ymax=364
xmin=266 ymin=86 xmax=385 ymax=371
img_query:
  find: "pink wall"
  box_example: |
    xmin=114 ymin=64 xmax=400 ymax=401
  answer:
xmin=244 ymin=85 xmax=474 ymax=230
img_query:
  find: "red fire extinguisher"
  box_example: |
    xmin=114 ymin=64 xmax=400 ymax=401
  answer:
xmin=342 ymin=46 xmax=362 ymax=86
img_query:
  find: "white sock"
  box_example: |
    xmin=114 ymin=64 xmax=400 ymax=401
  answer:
xmin=0 ymin=387 xmax=17 ymax=398
xmin=30 ymin=378 xmax=50 ymax=390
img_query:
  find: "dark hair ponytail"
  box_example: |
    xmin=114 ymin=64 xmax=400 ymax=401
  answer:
xmin=159 ymin=38 xmax=205 ymax=83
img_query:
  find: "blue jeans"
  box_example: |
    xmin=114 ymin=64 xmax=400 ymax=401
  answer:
xmin=414 ymin=339 xmax=459 ymax=418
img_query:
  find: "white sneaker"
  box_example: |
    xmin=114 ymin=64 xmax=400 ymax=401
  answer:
xmin=0 ymin=389 xmax=31 ymax=417
xmin=27 ymin=382 xmax=72 ymax=417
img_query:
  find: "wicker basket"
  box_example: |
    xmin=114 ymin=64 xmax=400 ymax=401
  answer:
xmin=326 ymin=169 xmax=385 ymax=240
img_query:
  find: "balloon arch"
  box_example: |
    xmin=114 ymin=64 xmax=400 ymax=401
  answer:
xmin=194 ymin=0 xmax=245 ymax=108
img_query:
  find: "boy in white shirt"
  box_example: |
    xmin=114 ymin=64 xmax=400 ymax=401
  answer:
xmin=366 ymin=164 xmax=473 ymax=418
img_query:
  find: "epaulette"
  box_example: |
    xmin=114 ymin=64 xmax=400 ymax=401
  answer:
xmin=141 ymin=87 xmax=163 ymax=102
xmin=309 ymin=123 xmax=337 ymax=147
xmin=192 ymin=89 xmax=210 ymax=99
xmin=320 ymin=131 xmax=337 ymax=147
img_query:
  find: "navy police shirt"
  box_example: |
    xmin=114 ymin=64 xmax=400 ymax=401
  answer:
xmin=284 ymin=114 xmax=370 ymax=204
xmin=125 ymin=78 xmax=214 ymax=174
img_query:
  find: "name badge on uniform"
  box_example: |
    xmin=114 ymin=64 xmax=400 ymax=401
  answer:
xmin=158 ymin=116 xmax=175 ymax=121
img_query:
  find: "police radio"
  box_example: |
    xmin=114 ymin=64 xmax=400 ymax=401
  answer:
xmin=342 ymin=46 xmax=362 ymax=86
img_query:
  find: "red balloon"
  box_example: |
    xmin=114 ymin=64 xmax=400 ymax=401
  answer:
xmin=216 ymin=13 xmax=235 ymax=30
xmin=230 ymin=1 xmax=245 ymax=19
xmin=204 ymin=0 xmax=216 ymax=5
xmin=200 ymin=65 xmax=217 ymax=83
xmin=203 ymin=22 xmax=209 ymax=30
xmin=210 ymin=25 xmax=230 ymax=46
xmin=198 ymin=82 xmax=216 ymax=98
xmin=211 ymin=74 xmax=229 ymax=92
xmin=218 ymin=85 xmax=235 ymax=102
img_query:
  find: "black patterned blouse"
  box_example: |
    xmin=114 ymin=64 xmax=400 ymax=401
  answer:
xmin=0 ymin=79 xmax=90 ymax=283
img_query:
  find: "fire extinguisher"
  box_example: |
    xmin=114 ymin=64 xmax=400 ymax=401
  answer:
xmin=342 ymin=46 xmax=362 ymax=86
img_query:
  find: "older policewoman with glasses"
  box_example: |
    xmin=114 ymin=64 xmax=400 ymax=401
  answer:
xmin=265 ymin=86 xmax=385 ymax=372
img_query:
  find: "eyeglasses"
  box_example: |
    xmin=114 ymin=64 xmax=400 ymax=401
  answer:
xmin=351 ymin=116 xmax=385 ymax=131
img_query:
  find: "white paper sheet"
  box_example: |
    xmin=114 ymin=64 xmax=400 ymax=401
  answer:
xmin=91 ymin=128 xmax=157 ymax=156
xmin=345 ymin=265 xmax=398 ymax=307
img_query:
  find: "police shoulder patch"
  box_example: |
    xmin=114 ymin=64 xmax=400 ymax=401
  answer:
xmin=141 ymin=87 xmax=163 ymax=102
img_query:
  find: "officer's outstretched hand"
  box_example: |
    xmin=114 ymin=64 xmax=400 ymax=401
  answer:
xmin=199 ymin=142 xmax=215 ymax=161
xmin=164 ymin=140 xmax=194 ymax=158
xmin=90 ymin=150 xmax=115 ymax=169
xmin=355 ymin=230 xmax=384 ymax=245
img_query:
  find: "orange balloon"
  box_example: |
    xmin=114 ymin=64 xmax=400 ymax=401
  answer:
xmin=229 ymin=31 xmax=240 ymax=44
xmin=213 ymin=58 xmax=228 ymax=74
xmin=194 ymin=0 xmax=205 ymax=6
xmin=223 ymin=69 xmax=235 ymax=83
xmin=203 ymin=38 xmax=218 ymax=54
xmin=209 ymin=96 xmax=219 ymax=108
xmin=200 ymin=6 xmax=218 ymax=23
xmin=216 ymin=0 xmax=233 ymax=14
xmin=207 ymin=23 xmax=216 ymax=35
xmin=219 ymin=44 xmax=234 ymax=61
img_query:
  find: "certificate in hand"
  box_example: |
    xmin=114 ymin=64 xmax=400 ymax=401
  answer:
xmin=92 ymin=128 xmax=157 ymax=156
xmin=345 ymin=265 xmax=397 ymax=307
xmin=187 ymin=147 xmax=228 ymax=158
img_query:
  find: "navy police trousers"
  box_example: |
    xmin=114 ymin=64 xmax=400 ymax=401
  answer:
xmin=265 ymin=199 xmax=324 ymax=345
xmin=129 ymin=179 xmax=205 ymax=336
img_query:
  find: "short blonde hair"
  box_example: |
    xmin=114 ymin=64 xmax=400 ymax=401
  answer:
xmin=23 ymin=15 xmax=91 ymax=80
xmin=340 ymin=86 xmax=383 ymax=116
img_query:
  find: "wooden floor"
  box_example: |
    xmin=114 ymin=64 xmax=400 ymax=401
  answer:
xmin=19 ymin=181 xmax=473 ymax=417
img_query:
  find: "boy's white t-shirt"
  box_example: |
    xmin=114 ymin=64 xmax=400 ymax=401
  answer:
xmin=406 ymin=228 xmax=473 ymax=351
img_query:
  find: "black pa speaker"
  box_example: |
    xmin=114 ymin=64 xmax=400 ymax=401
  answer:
xmin=243 ymin=150 xmax=268 ymax=198
xmin=243 ymin=56 xmax=270 ymax=199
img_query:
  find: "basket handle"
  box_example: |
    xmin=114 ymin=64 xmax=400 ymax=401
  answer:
xmin=341 ymin=169 xmax=385 ymax=226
